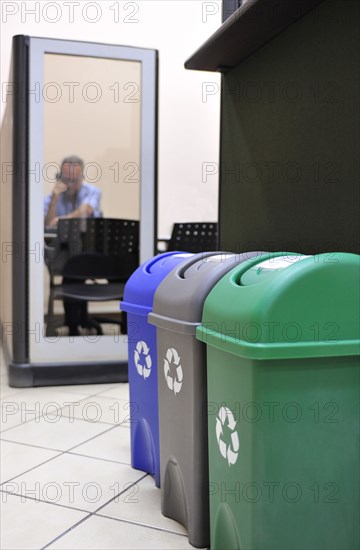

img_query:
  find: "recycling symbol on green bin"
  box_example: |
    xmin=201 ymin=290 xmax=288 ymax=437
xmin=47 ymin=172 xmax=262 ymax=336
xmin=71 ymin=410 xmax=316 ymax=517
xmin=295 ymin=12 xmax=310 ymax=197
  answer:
xmin=163 ymin=347 xmax=183 ymax=395
xmin=134 ymin=340 xmax=152 ymax=380
xmin=216 ymin=406 xmax=239 ymax=466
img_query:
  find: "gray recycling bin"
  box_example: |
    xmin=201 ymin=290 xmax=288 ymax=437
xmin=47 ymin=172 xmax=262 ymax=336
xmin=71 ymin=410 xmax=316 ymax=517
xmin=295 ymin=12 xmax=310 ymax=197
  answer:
xmin=148 ymin=251 xmax=261 ymax=548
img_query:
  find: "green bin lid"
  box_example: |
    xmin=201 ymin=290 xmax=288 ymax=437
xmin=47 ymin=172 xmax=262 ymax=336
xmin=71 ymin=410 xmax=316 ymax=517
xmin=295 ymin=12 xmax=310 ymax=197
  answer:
xmin=196 ymin=252 xmax=360 ymax=360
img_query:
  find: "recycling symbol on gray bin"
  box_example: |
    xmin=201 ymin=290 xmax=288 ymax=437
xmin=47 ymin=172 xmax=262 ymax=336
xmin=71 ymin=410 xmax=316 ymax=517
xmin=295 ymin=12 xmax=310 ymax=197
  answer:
xmin=134 ymin=340 xmax=152 ymax=380
xmin=163 ymin=347 xmax=183 ymax=395
xmin=216 ymin=406 xmax=239 ymax=466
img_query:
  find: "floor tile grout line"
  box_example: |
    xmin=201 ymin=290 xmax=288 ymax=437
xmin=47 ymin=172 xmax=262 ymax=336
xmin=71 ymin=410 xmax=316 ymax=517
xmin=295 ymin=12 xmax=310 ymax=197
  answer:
xmin=98 ymin=514 xmax=189 ymax=539
xmin=68 ymin=391 xmax=130 ymax=400
xmin=0 ymin=444 xmax=132 ymax=485
xmin=0 ymin=396 xmax=101 ymax=434
xmin=0 ymin=414 xmax=81 ymax=436
xmin=0 ymin=424 xmax=128 ymax=484
xmin=1 ymin=372 xmax=194 ymax=548
xmin=0 ymin=422 xmax=124 ymax=455
xmin=0 ymin=438 xmax=57 ymax=451
xmin=53 ymin=385 xmax=129 ymax=400
xmin=38 ymin=476 xmax=189 ymax=549
xmin=44 ymin=415 xmax=131 ymax=429
xmin=1 ymin=384 xmax=129 ymax=403
xmin=94 ymin=510 xmax=189 ymax=538
xmin=0 ymin=417 xmax=128 ymax=435
xmin=0 ymin=449 xmax=65 ymax=486
xmin=91 ymin=472 xmax=149 ymax=515
xmin=0 ymin=393 xmax=130 ymax=434
xmin=65 ymin=423 xmax=120 ymax=452
xmin=40 ymin=513 xmax=94 ymax=550
xmin=0 ymin=374 xmax=192 ymax=547
xmin=45 ymin=394 xmax=132 ymax=411
xmin=0 ymin=437 xmax=66 ymax=453
xmin=0 ymin=430 xmax=131 ymax=487
xmin=67 ymin=450 xmax=131 ymax=467
xmin=38 ymin=472 xmax=182 ymax=549
xmin=0 ymin=410 xmax=129 ymax=437
xmin=1 ymin=474 xmax=188 ymax=541
xmin=89 ymin=473 xmax=189 ymax=538
xmin=0 ymin=470 xmax=149 ymax=515
xmin=0 ymin=391 xmax=96 ymax=405
xmin=0 ymin=489 xmax=91 ymax=515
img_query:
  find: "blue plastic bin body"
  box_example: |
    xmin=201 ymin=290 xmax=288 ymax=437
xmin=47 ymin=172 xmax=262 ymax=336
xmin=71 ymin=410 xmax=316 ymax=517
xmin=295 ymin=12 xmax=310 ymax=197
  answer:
xmin=120 ymin=252 xmax=193 ymax=487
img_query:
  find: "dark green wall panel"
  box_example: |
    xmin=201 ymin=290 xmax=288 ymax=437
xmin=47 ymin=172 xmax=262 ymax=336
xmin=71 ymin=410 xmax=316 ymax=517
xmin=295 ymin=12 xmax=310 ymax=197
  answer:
xmin=220 ymin=0 xmax=359 ymax=254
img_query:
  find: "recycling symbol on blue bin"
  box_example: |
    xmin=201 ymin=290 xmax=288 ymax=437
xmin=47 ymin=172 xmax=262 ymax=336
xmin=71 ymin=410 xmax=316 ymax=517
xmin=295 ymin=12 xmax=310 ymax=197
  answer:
xmin=163 ymin=347 xmax=183 ymax=395
xmin=216 ymin=406 xmax=239 ymax=466
xmin=134 ymin=340 xmax=152 ymax=380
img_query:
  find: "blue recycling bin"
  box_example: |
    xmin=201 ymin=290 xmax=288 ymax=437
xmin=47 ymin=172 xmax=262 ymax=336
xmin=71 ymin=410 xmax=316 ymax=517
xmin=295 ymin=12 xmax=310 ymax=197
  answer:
xmin=120 ymin=252 xmax=193 ymax=487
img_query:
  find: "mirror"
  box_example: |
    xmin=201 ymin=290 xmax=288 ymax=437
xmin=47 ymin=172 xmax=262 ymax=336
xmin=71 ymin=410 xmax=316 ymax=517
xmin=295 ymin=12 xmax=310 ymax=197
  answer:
xmin=43 ymin=53 xmax=141 ymax=337
xmin=27 ymin=37 xmax=157 ymax=365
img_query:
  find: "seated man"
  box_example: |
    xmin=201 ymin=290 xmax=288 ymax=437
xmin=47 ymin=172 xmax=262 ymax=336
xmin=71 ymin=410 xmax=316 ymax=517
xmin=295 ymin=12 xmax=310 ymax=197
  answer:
xmin=44 ymin=155 xmax=102 ymax=227
xmin=44 ymin=155 xmax=102 ymax=336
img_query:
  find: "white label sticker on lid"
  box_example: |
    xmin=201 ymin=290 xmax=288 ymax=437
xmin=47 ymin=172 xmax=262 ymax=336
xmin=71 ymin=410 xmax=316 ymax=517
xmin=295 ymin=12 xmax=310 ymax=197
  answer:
xmin=256 ymin=255 xmax=312 ymax=272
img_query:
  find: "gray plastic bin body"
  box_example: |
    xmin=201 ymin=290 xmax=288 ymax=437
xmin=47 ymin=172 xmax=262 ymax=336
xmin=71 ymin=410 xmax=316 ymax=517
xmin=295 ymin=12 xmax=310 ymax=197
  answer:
xmin=148 ymin=251 xmax=261 ymax=548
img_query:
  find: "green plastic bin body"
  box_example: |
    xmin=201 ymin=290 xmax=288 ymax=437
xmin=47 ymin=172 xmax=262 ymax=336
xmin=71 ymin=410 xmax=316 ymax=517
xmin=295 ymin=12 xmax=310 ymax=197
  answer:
xmin=197 ymin=252 xmax=360 ymax=550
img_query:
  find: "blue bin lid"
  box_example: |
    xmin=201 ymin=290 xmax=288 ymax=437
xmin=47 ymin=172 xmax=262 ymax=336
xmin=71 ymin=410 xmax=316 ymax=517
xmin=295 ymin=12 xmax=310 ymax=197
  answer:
xmin=120 ymin=252 xmax=193 ymax=314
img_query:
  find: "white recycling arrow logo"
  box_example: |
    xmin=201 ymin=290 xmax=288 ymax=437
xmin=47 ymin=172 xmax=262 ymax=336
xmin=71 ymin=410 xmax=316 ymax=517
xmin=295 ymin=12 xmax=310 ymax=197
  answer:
xmin=216 ymin=406 xmax=239 ymax=466
xmin=134 ymin=340 xmax=152 ymax=380
xmin=163 ymin=347 xmax=183 ymax=395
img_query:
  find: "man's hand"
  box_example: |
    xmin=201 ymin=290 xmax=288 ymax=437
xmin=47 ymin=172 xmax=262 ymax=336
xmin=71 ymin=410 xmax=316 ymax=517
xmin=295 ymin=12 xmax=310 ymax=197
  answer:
xmin=52 ymin=180 xmax=68 ymax=196
xmin=44 ymin=181 xmax=68 ymax=227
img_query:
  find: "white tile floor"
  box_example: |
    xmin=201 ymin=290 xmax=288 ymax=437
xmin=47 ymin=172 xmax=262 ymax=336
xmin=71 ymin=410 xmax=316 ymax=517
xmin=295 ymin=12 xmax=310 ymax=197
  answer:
xmin=0 ymin=347 xmax=194 ymax=550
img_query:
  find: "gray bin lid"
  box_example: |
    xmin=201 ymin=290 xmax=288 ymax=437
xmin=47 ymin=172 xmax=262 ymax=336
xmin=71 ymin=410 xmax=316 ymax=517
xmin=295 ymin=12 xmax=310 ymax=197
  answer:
xmin=148 ymin=251 xmax=262 ymax=331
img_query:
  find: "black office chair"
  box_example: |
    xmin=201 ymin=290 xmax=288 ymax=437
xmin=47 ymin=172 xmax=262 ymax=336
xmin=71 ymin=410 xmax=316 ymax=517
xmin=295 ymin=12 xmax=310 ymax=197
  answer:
xmin=165 ymin=222 xmax=218 ymax=253
xmin=45 ymin=218 xmax=139 ymax=336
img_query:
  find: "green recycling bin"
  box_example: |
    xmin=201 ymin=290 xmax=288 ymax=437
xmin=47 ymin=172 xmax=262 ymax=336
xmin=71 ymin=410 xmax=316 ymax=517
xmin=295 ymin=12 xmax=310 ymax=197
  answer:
xmin=197 ymin=252 xmax=360 ymax=550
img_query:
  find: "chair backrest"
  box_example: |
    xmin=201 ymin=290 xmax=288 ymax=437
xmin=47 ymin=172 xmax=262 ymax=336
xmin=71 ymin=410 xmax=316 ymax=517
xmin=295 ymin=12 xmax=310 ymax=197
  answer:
xmin=46 ymin=218 xmax=139 ymax=281
xmin=84 ymin=218 xmax=140 ymax=281
xmin=168 ymin=222 xmax=218 ymax=253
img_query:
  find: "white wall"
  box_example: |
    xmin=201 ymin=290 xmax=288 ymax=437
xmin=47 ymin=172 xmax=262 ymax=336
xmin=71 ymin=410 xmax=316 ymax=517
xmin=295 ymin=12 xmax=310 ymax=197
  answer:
xmin=0 ymin=0 xmax=222 ymax=236
xmin=43 ymin=54 xmax=142 ymax=220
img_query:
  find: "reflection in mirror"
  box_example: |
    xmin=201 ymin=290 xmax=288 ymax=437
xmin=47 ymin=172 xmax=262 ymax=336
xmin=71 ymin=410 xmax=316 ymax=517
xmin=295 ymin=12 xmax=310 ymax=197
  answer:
xmin=43 ymin=54 xmax=141 ymax=337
